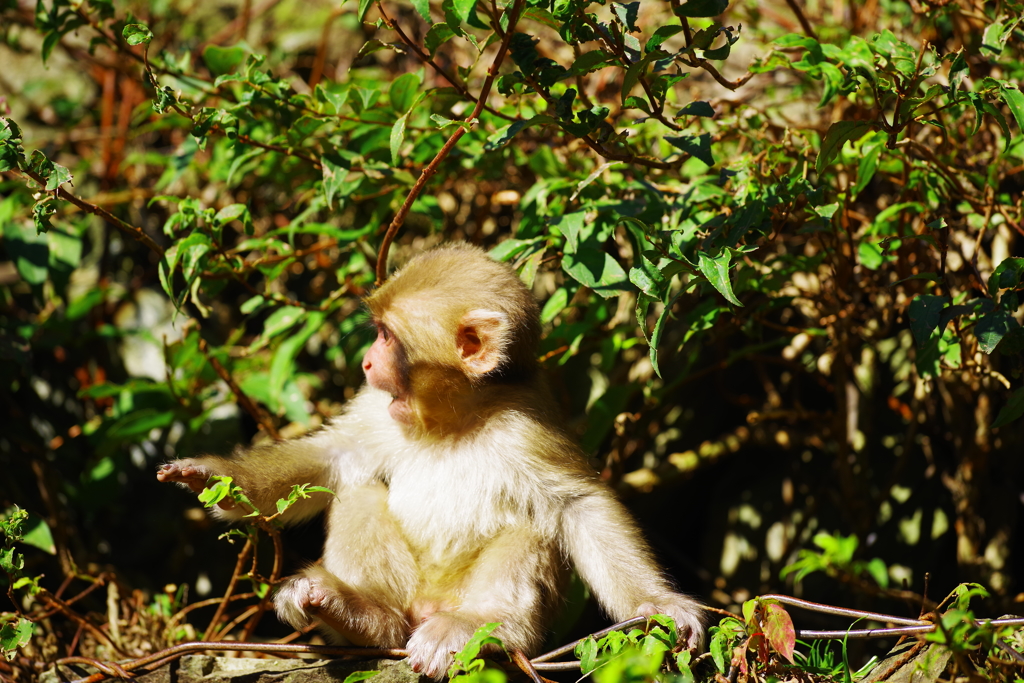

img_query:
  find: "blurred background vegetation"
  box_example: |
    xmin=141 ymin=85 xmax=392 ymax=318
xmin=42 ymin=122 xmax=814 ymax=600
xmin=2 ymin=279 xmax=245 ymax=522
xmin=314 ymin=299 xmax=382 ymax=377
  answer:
xmin=1 ymin=0 xmax=1023 ymax=677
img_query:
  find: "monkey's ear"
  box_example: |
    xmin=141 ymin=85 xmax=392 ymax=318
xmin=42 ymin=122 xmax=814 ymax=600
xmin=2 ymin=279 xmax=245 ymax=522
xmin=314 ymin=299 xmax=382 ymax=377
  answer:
xmin=457 ymin=309 xmax=508 ymax=376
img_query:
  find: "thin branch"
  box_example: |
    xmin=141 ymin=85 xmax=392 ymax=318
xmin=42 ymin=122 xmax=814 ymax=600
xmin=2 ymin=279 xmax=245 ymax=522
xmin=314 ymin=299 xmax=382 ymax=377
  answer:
xmin=532 ymin=616 xmax=648 ymax=662
xmin=204 ymin=539 xmax=254 ymax=641
xmin=579 ymin=14 xmax=682 ymax=132
xmin=375 ymin=2 xmax=516 ymax=122
xmin=374 ymin=0 xmax=527 ymax=284
xmin=511 ymin=649 xmax=549 ymax=683
xmin=38 ymin=592 xmax=128 ymax=659
xmin=166 ymin=593 xmax=258 ymax=632
xmin=7 ymin=169 xmax=165 ymax=256
xmin=758 ymin=593 xmax=929 ymax=626
xmin=197 ymin=337 xmax=282 ymax=440
xmin=782 ymin=0 xmax=819 ymax=40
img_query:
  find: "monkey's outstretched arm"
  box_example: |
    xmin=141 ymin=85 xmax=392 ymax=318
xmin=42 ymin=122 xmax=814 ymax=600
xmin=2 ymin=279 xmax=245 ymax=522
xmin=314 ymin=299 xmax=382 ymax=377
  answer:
xmin=158 ymin=436 xmax=336 ymax=524
xmin=561 ymin=488 xmax=705 ymax=648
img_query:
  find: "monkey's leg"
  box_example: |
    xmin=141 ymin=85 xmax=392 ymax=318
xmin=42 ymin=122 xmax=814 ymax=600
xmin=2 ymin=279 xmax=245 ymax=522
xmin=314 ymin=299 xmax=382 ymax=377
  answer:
xmin=274 ymin=566 xmax=409 ymax=647
xmin=406 ymin=529 xmax=561 ymax=678
xmin=276 ymin=484 xmax=418 ymax=648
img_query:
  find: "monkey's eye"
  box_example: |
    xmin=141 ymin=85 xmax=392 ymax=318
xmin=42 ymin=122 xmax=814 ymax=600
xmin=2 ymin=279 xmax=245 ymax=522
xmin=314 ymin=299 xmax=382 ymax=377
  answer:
xmin=378 ymin=325 xmax=392 ymax=343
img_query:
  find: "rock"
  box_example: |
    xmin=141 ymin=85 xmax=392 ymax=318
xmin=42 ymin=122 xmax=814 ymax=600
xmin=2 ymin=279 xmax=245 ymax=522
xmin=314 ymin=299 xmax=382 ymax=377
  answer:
xmin=43 ymin=655 xmax=426 ymax=683
xmin=860 ymin=640 xmax=952 ymax=683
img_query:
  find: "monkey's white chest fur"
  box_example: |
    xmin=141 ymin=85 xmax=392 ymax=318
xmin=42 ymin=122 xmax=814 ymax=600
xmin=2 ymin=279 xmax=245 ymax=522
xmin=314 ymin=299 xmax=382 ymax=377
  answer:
xmin=334 ymin=388 xmax=558 ymax=563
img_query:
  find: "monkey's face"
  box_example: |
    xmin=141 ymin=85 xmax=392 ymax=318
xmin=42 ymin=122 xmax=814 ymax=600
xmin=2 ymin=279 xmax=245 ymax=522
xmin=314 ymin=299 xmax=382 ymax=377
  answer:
xmin=362 ymin=324 xmax=412 ymax=424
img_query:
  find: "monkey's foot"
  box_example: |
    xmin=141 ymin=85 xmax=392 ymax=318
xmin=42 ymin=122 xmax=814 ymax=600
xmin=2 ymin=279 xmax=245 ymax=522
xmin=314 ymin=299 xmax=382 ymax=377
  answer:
xmin=274 ymin=573 xmax=338 ymax=630
xmin=406 ymin=612 xmax=485 ymax=679
xmin=274 ymin=569 xmax=408 ymax=648
xmin=636 ymin=598 xmax=706 ymax=650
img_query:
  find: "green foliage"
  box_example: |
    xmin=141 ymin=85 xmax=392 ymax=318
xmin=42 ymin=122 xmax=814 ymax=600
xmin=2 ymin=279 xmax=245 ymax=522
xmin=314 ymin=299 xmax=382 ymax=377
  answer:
xmin=198 ymin=475 xmax=259 ymax=516
xmin=781 ymin=532 xmax=890 ymax=589
xmin=448 ymin=623 xmax=507 ymax=682
xmin=576 ymin=615 xmax=694 ymax=682
xmin=0 ymin=507 xmax=41 ymax=661
xmin=793 ymin=640 xmax=877 ymax=682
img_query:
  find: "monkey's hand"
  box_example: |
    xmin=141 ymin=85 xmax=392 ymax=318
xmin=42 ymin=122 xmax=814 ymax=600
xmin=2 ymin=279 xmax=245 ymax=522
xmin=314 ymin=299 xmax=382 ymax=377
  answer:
xmin=636 ymin=596 xmax=706 ymax=650
xmin=406 ymin=611 xmax=486 ymax=679
xmin=157 ymin=460 xmax=214 ymax=494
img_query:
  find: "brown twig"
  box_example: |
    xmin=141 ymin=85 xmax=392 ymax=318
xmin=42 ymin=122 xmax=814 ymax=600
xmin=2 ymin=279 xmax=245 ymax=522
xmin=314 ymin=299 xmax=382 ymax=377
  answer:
xmin=579 ymin=14 xmax=682 ymax=132
xmin=240 ymin=522 xmax=284 ymax=641
xmin=782 ymin=0 xmax=819 ymax=40
xmin=309 ymin=8 xmax=342 ymax=89
xmin=38 ymin=592 xmax=128 ymax=659
xmin=204 ymin=539 xmax=254 ymax=641
xmin=374 ymin=0 xmax=527 ymax=284
xmin=202 ymin=0 xmax=285 ymax=48
xmin=375 ymin=2 xmax=516 ymax=122
xmin=512 ymin=649 xmax=550 ymax=683
xmin=166 ymin=593 xmax=258 ymax=632
xmin=8 ymin=169 xmax=165 ymax=256
xmin=197 ymin=337 xmax=282 ymax=440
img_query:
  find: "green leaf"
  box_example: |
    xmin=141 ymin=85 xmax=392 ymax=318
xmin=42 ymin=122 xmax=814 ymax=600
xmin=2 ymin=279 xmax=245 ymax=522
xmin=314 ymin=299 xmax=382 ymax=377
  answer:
xmin=450 ymin=0 xmax=478 ymax=28
xmin=852 ymin=131 xmax=886 ymax=197
xmin=215 ymin=204 xmax=253 ymax=234
xmin=203 ymin=45 xmax=247 ymax=76
xmin=389 ymin=73 xmax=421 ymax=113
xmin=122 ymin=23 xmax=153 ymax=45
xmin=260 ymin=306 xmax=306 ymax=341
xmin=646 ymin=25 xmax=683 ymax=52
xmin=19 ymin=513 xmax=55 ymax=555
xmin=358 ymin=0 xmax=376 ymax=20
xmin=569 ymin=49 xmax=616 ymax=76
xmin=270 ymin=311 xmax=327 ymax=408
xmin=552 ymin=211 xmax=586 ymax=251
xmin=676 ymin=101 xmax=714 ymax=118
xmin=817 ymin=121 xmax=873 ymax=174
xmin=541 ymin=288 xmax=569 ymax=324
xmin=341 ymin=671 xmax=380 ymax=683
xmin=611 ymin=2 xmax=640 ymax=32
xmin=865 ymin=558 xmax=890 ymax=588
xmin=992 ymin=387 xmax=1024 ymax=429
xmin=664 ymin=133 xmax=714 ymax=166
xmin=562 ymin=248 xmax=629 ymax=298
xmin=998 ymin=84 xmax=1024 ymax=140
xmin=2 ymin=219 xmax=49 ymax=285
xmin=908 ymin=295 xmax=947 ymax=347
xmin=0 ymin=618 xmax=34 ymax=657
xmin=489 ymin=239 xmax=533 ymax=262
xmin=697 ymin=250 xmax=742 ymax=306
xmin=629 ymin=255 xmax=668 ymax=300
xmin=390 ymin=113 xmax=408 ymax=165
xmin=990 ymin=257 xmax=1024 ymax=294
xmin=321 ymin=155 xmax=351 ymax=209
xmin=198 ymin=476 xmax=231 ymax=507
xmin=675 ymin=0 xmax=728 ymax=17
xmin=28 ymin=150 xmax=72 ymax=191
xmin=975 ymin=310 xmax=1018 ymax=354
xmin=858 ymin=241 xmax=883 ymax=270
xmin=425 ymin=23 xmax=456 ymax=56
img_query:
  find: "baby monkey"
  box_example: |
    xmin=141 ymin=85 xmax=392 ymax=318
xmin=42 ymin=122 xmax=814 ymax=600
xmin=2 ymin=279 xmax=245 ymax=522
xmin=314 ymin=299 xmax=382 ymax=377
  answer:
xmin=158 ymin=244 xmax=704 ymax=677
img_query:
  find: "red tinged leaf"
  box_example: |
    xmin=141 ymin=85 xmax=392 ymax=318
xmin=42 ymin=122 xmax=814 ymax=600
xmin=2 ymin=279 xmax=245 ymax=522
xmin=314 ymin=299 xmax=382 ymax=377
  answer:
xmin=762 ymin=602 xmax=796 ymax=664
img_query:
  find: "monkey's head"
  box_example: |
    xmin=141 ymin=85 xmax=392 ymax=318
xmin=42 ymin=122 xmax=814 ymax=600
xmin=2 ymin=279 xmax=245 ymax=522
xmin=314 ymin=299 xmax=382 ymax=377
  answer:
xmin=362 ymin=243 xmax=541 ymax=431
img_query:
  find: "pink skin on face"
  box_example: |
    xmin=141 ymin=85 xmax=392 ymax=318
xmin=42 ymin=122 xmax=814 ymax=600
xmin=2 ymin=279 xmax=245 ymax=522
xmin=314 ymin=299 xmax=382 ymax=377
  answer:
xmin=362 ymin=325 xmax=412 ymax=424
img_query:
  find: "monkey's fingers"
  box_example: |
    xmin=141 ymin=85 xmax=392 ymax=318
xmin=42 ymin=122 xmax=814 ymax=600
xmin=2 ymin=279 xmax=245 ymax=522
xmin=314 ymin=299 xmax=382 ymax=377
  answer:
xmin=156 ymin=463 xmax=211 ymax=494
